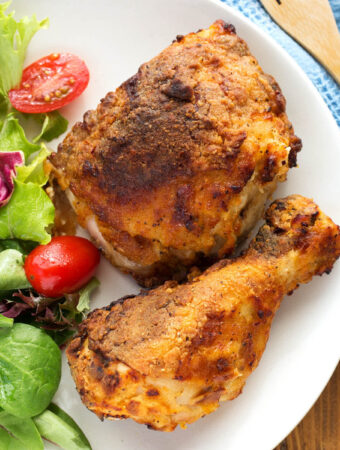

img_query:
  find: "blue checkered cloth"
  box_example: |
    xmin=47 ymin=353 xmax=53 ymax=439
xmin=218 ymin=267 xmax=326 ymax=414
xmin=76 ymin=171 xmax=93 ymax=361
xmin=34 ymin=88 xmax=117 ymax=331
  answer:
xmin=221 ymin=0 xmax=340 ymax=126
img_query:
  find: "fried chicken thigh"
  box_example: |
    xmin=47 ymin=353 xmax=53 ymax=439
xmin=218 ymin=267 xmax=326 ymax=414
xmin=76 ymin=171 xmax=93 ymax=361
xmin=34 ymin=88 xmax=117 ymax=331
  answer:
xmin=48 ymin=20 xmax=301 ymax=286
xmin=67 ymin=195 xmax=340 ymax=431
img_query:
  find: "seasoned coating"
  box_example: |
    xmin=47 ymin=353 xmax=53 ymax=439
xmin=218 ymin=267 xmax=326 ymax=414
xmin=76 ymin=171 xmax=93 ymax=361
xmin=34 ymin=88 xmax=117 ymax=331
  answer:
xmin=49 ymin=20 xmax=301 ymax=286
xmin=67 ymin=195 xmax=340 ymax=431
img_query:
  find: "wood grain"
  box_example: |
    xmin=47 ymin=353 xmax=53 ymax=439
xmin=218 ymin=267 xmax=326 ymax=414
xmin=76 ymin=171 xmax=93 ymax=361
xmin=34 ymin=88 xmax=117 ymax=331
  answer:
xmin=259 ymin=0 xmax=340 ymax=84
xmin=275 ymin=362 xmax=340 ymax=450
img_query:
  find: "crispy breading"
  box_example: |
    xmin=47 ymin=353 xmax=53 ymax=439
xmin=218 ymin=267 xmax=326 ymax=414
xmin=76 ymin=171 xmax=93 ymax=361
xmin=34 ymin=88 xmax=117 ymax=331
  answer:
xmin=49 ymin=20 xmax=301 ymax=286
xmin=66 ymin=195 xmax=340 ymax=431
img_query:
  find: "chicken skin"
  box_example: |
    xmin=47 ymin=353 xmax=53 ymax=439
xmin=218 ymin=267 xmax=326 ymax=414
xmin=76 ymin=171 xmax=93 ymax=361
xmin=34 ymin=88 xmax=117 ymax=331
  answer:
xmin=48 ymin=20 xmax=301 ymax=286
xmin=66 ymin=195 xmax=340 ymax=431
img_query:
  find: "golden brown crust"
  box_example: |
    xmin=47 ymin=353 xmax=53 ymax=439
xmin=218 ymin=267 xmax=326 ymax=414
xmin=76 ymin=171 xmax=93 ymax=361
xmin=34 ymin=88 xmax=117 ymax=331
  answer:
xmin=50 ymin=20 xmax=301 ymax=285
xmin=67 ymin=195 xmax=339 ymax=431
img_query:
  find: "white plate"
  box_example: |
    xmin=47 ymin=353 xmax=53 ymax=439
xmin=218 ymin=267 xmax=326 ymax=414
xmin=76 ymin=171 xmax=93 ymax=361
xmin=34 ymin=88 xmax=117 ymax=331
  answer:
xmin=11 ymin=0 xmax=340 ymax=449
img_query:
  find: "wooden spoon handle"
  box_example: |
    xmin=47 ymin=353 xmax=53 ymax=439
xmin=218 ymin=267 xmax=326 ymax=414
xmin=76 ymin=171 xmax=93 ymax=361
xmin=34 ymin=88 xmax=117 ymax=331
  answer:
xmin=259 ymin=0 xmax=340 ymax=85
xmin=315 ymin=34 xmax=340 ymax=86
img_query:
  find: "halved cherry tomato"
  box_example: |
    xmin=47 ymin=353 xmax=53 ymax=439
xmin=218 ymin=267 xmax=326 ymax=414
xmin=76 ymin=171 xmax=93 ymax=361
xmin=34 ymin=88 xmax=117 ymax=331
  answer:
xmin=9 ymin=53 xmax=89 ymax=113
xmin=24 ymin=236 xmax=100 ymax=298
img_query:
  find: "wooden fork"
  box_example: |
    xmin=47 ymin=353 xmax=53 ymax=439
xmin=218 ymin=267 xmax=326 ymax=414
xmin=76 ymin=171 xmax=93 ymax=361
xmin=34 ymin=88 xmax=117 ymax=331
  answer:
xmin=259 ymin=0 xmax=340 ymax=85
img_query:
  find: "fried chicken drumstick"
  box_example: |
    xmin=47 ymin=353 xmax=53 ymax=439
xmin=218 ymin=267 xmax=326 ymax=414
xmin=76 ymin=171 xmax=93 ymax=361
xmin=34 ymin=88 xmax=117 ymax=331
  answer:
xmin=67 ymin=195 xmax=340 ymax=431
xmin=49 ymin=20 xmax=301 ymax=286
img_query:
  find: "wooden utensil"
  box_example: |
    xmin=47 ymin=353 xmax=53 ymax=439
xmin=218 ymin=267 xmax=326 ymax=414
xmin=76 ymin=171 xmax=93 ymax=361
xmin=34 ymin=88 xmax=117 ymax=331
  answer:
xmin=259 ymin=0 xmax=340 ymax=85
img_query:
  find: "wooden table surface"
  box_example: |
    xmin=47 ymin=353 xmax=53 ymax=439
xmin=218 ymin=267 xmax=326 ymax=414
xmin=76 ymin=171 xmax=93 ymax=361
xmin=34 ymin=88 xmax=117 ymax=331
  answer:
xmin=274 ymin=362 xmax=339 ymax=450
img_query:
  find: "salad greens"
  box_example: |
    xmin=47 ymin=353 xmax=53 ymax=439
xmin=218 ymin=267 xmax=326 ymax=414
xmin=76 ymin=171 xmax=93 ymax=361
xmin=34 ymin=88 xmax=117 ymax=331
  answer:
xmin=16 ymin=144 xmax=50 ymax=185
xmin=77 ymin=277 xmax=100 ymax=313
xmin=0 ymin=1 xmax=67 ymax=246
xmin=0 ymin=3 xmax=95 ymax=448
xmin=34 ymin=404 xmax=91 ymax=450
xmin=0 ymin=2 xmax=48 ymax=97
xmin=0 ymin=248 xmax=30 ymax=291
xmin=0 ymin=179 xmax=55 ymax=243
xmin=0 ymin=0 xmax=99 ymax=330
xmin=0 ymin=279 xmax=99 ymax=346
xmin=33 ymin=111 xmax=69 ymax=143
xmin=0 ymin=402 xmax=91 ymax=450
xmin=0 ymin=322 xmax=61 ymax=418
xmin=0 ymin=409 xmax=44 ymax=450
xmin=0 ymin=318 xmax=90 ymax=448
xmin=0 ymin=237 xmax=36 ymax=253
xmin=0 ymin=150 xmax=23 ymax=207
xmin=0 ymin=113 xmax=40 ymax=156
xmin=0 ymin=312 xmax=12 ymax=327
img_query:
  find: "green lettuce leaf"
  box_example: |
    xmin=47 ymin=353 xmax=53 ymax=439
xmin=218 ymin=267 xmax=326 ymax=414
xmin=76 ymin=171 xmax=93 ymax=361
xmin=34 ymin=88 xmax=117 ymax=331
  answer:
xmin=33 ymin=111 xmax=68 ymax=143
xmin=0 ymin=114 xmax=39 ymax=159
xmin=0 ymin=314 xmax=13 ymax=328
xmin=0 ymin=2 xmax=48 ymax=93
xmin=33 ymin=404 xmax=92 ymax=450
xmin=0 ymin=410 xmax=43 ymax=450
xmin=77 ymin=277 xmax=99 ymax=313
xmin=0 ymin=238 xmax=36 ymax=253
xmin=0 ymin=426 xmax=28 ymax=450
xmin=0 ymin=92 xmax=8 ymax=124
xmin=0 ymin=323 xmax=61 ymax=418
xmin=0 ymin=249 xmax=30 ymax=291
xmin=16 ymin=144 xmax=50 ymax=185
xmin=0 ymin=180 xmax=54 ymax=243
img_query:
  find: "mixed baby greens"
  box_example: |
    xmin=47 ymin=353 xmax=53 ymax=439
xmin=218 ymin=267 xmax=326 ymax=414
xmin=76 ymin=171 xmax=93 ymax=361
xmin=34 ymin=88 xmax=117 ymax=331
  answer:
xmin=0 ymin=319 xmax=91 ymax=449
xmin=0 ymin=0 xmax=64 ymax=244
xmin=0 ymin=2 xmax=48 ymax=113
xmin=0 ymin=321 xmax=61 ymax=418
xmin=0 ymin=2 xmax=95 ymax=448
xmin=0 ymin=1 xmax=96 ymax=337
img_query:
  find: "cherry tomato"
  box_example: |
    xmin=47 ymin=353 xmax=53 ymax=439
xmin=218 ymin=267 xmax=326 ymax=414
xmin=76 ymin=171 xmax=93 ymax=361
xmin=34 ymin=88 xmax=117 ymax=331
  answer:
xmin=24 ymin=236 xmax=100 ymax=298
xmin=9 ymin=53 xmax=89 ymax=113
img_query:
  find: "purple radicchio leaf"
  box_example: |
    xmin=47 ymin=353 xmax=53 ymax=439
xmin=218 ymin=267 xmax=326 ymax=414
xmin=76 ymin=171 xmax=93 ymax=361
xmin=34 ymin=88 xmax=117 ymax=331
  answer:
xmin=0 ymin=288 xmax=83 ymax=347
xmin=0 ymin=299 xmax=31 ymax=318
xmin=4 ymin=290 xmax=79 ymax=329
xmin=0 ymin=151 xmax=24 ymax=208
xmin=0 ymin=302 xmax=9 ymax=314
